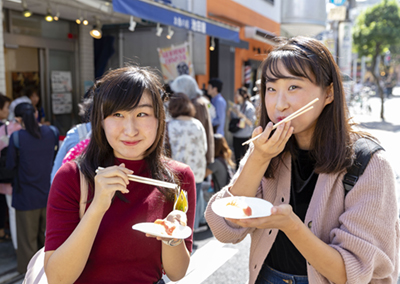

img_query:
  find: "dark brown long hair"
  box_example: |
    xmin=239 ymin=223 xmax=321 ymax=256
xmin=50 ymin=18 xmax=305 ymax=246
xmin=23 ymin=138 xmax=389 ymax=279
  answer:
xmin=79 ymin=66 xmax=178 ymax=201
xmin=214 ymin=134 xmax=235 ymax=168
xmin=168 ymin=92 xmax=196 ymax=118
xmin=260 ymin=36 xmax=364 ymax=178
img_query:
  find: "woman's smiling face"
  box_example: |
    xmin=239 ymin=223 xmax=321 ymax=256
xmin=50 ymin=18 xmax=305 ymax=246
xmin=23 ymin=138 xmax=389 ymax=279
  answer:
xmin=102 ymin=90 xmax=159 ymax=160
xmin=264 ymin=61 xmax=333 ymax=149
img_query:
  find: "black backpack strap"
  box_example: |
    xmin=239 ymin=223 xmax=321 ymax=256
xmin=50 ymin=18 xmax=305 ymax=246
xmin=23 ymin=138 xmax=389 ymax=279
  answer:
xmin=13 ymin=130 xmax=20 ymax=149
xmin=49 ymin=125 xmax=59 ymax=152
xmin=343 ymin=138 xmax=384 ymax=195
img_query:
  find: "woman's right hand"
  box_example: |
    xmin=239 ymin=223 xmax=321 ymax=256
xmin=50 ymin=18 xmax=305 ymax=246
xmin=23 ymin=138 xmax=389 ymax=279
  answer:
xmin=93 ymin=163 xmax=133 ymax=213
xmin=251 ymin=121 xmax=293 ymax=162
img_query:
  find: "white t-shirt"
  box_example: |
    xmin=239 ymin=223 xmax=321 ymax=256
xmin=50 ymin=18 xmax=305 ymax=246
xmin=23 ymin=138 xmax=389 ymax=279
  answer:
xmin=8 ymin=96 xmax=32 ymax=121
xmin=168 ymin=117 xmax=207 ymax=183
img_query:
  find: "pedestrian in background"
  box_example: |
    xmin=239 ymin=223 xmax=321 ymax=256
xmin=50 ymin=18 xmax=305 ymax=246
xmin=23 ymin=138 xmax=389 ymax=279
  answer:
xmin=170 ymin=75 xmax=215 ymax=165
xmin=0 ymin=94 xmax=20 ymax=249
xmin=208 ymin=78 xmax=226 ymax=135
xmin=25 ymin=86 xmax=50 ymax=126
xmin=229 ymin=87 xmax=256 ymax=168
xmin=0 ymin=95 xmax=12 ymax=244
xmin=7 ymin=102 xmax=59 ymax=274
xmin=206 ymin=36 xmax=398 ymax=284
xmin=7 ymin=93 xmax=31 ymax=122
xmin=166 ymin=92 xmax=207 ymax=231
xmin=50 ymin=91 xmax=93 ymax=182
xmin=205 ymin=134 xmax=235 ymax=193
xmin=45 ymin=66 xmax=195 ymax=283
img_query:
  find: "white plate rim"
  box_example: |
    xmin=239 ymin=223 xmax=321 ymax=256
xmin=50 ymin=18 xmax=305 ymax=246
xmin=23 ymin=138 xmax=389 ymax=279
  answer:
xmin=211 ymin=196 xmax=273 ymax=219
xmin=132 ymin=222 xmax=192 ymax=239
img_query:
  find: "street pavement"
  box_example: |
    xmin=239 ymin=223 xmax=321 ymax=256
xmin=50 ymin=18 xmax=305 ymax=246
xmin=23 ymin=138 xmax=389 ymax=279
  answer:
xmin=0 ymin=89 xmax=399 ymax=284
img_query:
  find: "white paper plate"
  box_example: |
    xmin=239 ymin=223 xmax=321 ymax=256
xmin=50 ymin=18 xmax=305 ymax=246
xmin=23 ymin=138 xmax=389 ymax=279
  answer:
xmin=132 ymin=222 xmax=192 ymax=239
xmin=211 ymin=196 xmax=273 ymax=219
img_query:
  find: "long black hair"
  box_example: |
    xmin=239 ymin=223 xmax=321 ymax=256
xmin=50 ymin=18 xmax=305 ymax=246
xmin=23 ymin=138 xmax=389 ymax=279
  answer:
xmin=79 ymin=66 xmax=178 ymax=201
xmin=14 ymin=103 xmax=41 ymax=139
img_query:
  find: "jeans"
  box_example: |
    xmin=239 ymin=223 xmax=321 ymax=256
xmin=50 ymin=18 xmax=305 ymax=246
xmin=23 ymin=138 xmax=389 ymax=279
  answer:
xmin=193 ymin=182 xmax=205 ymax=229
xmin=255 ymin=265 xmax=308 ymax=284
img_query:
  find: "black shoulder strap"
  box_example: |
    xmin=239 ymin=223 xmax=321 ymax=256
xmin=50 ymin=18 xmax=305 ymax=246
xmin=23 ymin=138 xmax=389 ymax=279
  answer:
xmin=343 ymin=138 xmax=384 ymax=195
xmin=13 ymin=130 xmax=20 ymax=149
xmin=49 ymin=125 xmax=59 ymax=152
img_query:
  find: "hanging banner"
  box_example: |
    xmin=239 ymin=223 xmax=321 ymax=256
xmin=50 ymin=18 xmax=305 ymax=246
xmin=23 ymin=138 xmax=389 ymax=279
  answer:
xmin=157 ymin=42 xmax=194 ymax=83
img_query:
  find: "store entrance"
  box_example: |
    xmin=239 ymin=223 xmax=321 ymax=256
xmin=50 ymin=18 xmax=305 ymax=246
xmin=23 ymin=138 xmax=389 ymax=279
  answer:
xmin=4 ymin=46 xmax=39 ymax=101
xmin=4 ymin=46 xmax=77 ymax=135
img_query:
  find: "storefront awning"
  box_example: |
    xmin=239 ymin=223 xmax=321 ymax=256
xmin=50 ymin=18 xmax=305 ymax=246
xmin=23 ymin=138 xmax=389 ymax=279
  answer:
xmin=113 ymin=0 xmax=240 ymax=43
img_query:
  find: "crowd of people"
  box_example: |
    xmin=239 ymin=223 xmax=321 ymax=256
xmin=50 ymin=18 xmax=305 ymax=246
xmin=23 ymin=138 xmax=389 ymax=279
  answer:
xmin=0 ymin=35 xmax=398 ymax=284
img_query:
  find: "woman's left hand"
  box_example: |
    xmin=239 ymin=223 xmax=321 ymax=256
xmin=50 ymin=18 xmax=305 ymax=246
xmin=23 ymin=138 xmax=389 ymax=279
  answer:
xmin=226 ymin=204 xmax=301 ymax=234
xmin=146 ymin=210 xmax=188 ymax=242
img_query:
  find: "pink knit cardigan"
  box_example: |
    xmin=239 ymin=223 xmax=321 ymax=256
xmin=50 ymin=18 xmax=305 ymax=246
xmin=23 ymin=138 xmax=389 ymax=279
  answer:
xmin=205 ymin=149 xmax=399 ymax=284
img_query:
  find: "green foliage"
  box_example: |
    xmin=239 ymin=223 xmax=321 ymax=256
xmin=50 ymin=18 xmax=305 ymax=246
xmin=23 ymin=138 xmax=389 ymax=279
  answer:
xmin=352 ymin=0 xmax=400 ymax=57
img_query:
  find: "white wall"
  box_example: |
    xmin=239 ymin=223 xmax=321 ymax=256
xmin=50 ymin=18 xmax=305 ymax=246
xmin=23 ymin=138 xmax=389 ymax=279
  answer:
xmin=231 ymin=0 xmax=281 ymax=23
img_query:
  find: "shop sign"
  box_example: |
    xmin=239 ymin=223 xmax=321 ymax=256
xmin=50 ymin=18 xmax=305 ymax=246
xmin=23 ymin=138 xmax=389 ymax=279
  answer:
xmin=157 ymin=42 xmax=194 ymax=83
xmin=338 ymin=22 xmax=352 ymax=75
xmin=52 ymin=93 xmax=72 ymax=115
xmin=330 ymin=0 xmax=346 ymax=6
xmin=113 ymin=0 xmax=240 ymax=42
xmin=51 ymin=71 xmax=73 ymax=114
xmin=51 ymin=71 xmax=72 ymax=93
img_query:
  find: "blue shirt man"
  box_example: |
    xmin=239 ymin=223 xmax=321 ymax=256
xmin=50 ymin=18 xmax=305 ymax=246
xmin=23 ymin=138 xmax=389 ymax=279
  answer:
xmin=208 ymin=78 xmax=226 ymax=136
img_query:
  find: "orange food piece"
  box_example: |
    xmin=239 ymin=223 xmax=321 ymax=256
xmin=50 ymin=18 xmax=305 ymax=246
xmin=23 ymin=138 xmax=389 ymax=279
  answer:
xmin=226 ymin=200 xmax=252 ymax=216
xmin=154 ymin=219 xmax=176 ymax=236
xmin=243 ymin=206 xmax=252 ymax=216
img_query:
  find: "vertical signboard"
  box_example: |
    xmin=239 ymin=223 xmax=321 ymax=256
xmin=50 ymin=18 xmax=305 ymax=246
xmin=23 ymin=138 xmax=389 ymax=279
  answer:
xmin=51 ymin=71 xmax=73 ymax=114
xmin=338 ymin=22 xmax=352 ymax=76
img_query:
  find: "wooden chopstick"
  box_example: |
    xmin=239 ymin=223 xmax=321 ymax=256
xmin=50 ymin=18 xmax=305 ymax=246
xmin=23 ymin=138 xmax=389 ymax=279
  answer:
xmin=242 ymin=98 xmax=319 ymax=146
xmin=96 ymin=167 xmax=177 ymax=189
xmin=272 ymin=106 xmax=314 ymax=130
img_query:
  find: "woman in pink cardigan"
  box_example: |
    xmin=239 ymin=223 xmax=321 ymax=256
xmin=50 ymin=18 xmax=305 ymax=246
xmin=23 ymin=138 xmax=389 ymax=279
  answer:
xmin=205 ymin=36 xmax=399 ymax=284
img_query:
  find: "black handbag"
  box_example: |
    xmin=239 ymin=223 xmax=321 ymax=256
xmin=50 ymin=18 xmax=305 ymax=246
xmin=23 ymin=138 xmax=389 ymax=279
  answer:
xmin=228 ymin=117 xmax=241 ymax=133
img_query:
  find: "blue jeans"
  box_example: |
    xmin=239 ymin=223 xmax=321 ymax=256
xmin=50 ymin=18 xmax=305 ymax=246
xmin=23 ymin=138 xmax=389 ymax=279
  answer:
xmin=255 ymin=265 xmax=308 ymax=284
xmin=193 ymin=182 xmax=205 ymax=229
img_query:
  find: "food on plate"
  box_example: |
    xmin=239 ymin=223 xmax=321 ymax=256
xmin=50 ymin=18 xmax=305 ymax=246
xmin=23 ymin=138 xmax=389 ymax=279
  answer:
xmin=226 ymin=199 xmax=252 ymax=216
xmin=174 ymin=188 xmax=188 ymax=213
xmin=154 ymin=219 xmax=176 ymax=236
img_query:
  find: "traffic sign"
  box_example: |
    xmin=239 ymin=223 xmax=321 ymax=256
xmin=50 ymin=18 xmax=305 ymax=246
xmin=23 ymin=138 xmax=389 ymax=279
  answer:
xmin=330 ymin=0 xmax=346 ymax=6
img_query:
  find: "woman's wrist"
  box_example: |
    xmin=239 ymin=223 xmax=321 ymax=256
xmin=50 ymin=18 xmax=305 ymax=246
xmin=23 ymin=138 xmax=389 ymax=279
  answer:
xmin=162 ymin=238 xmax=183 ymax=247
xmin=282 ymin=212 xmax=303 ymax=237
xmin=248 ymin=150 xmax=272 ymax=167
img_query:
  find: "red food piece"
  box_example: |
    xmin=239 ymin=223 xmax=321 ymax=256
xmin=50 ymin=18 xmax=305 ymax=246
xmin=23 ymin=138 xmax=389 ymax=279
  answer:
xmin=154 ymin=219 xmax=176 ymax=236
xmin=243 ymin=206 xmax=252 ymax=216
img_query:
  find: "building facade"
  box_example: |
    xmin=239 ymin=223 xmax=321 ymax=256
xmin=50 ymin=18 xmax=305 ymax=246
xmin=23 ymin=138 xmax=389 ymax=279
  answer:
xmin=1 ymin=0 xmax=326 ymax=135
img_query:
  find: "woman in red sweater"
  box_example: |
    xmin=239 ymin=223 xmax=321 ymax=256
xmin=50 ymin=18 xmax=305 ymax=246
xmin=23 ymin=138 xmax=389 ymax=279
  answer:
xmin=44 ymin=66 xmax=196 ymax=283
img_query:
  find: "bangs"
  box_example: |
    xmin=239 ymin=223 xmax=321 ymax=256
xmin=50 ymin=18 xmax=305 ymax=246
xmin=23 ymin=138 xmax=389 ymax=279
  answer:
xmin=101 ymin=72 xmax=153 ymax=118
xmin=264 ymin=50 xmax=316 ymax=85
